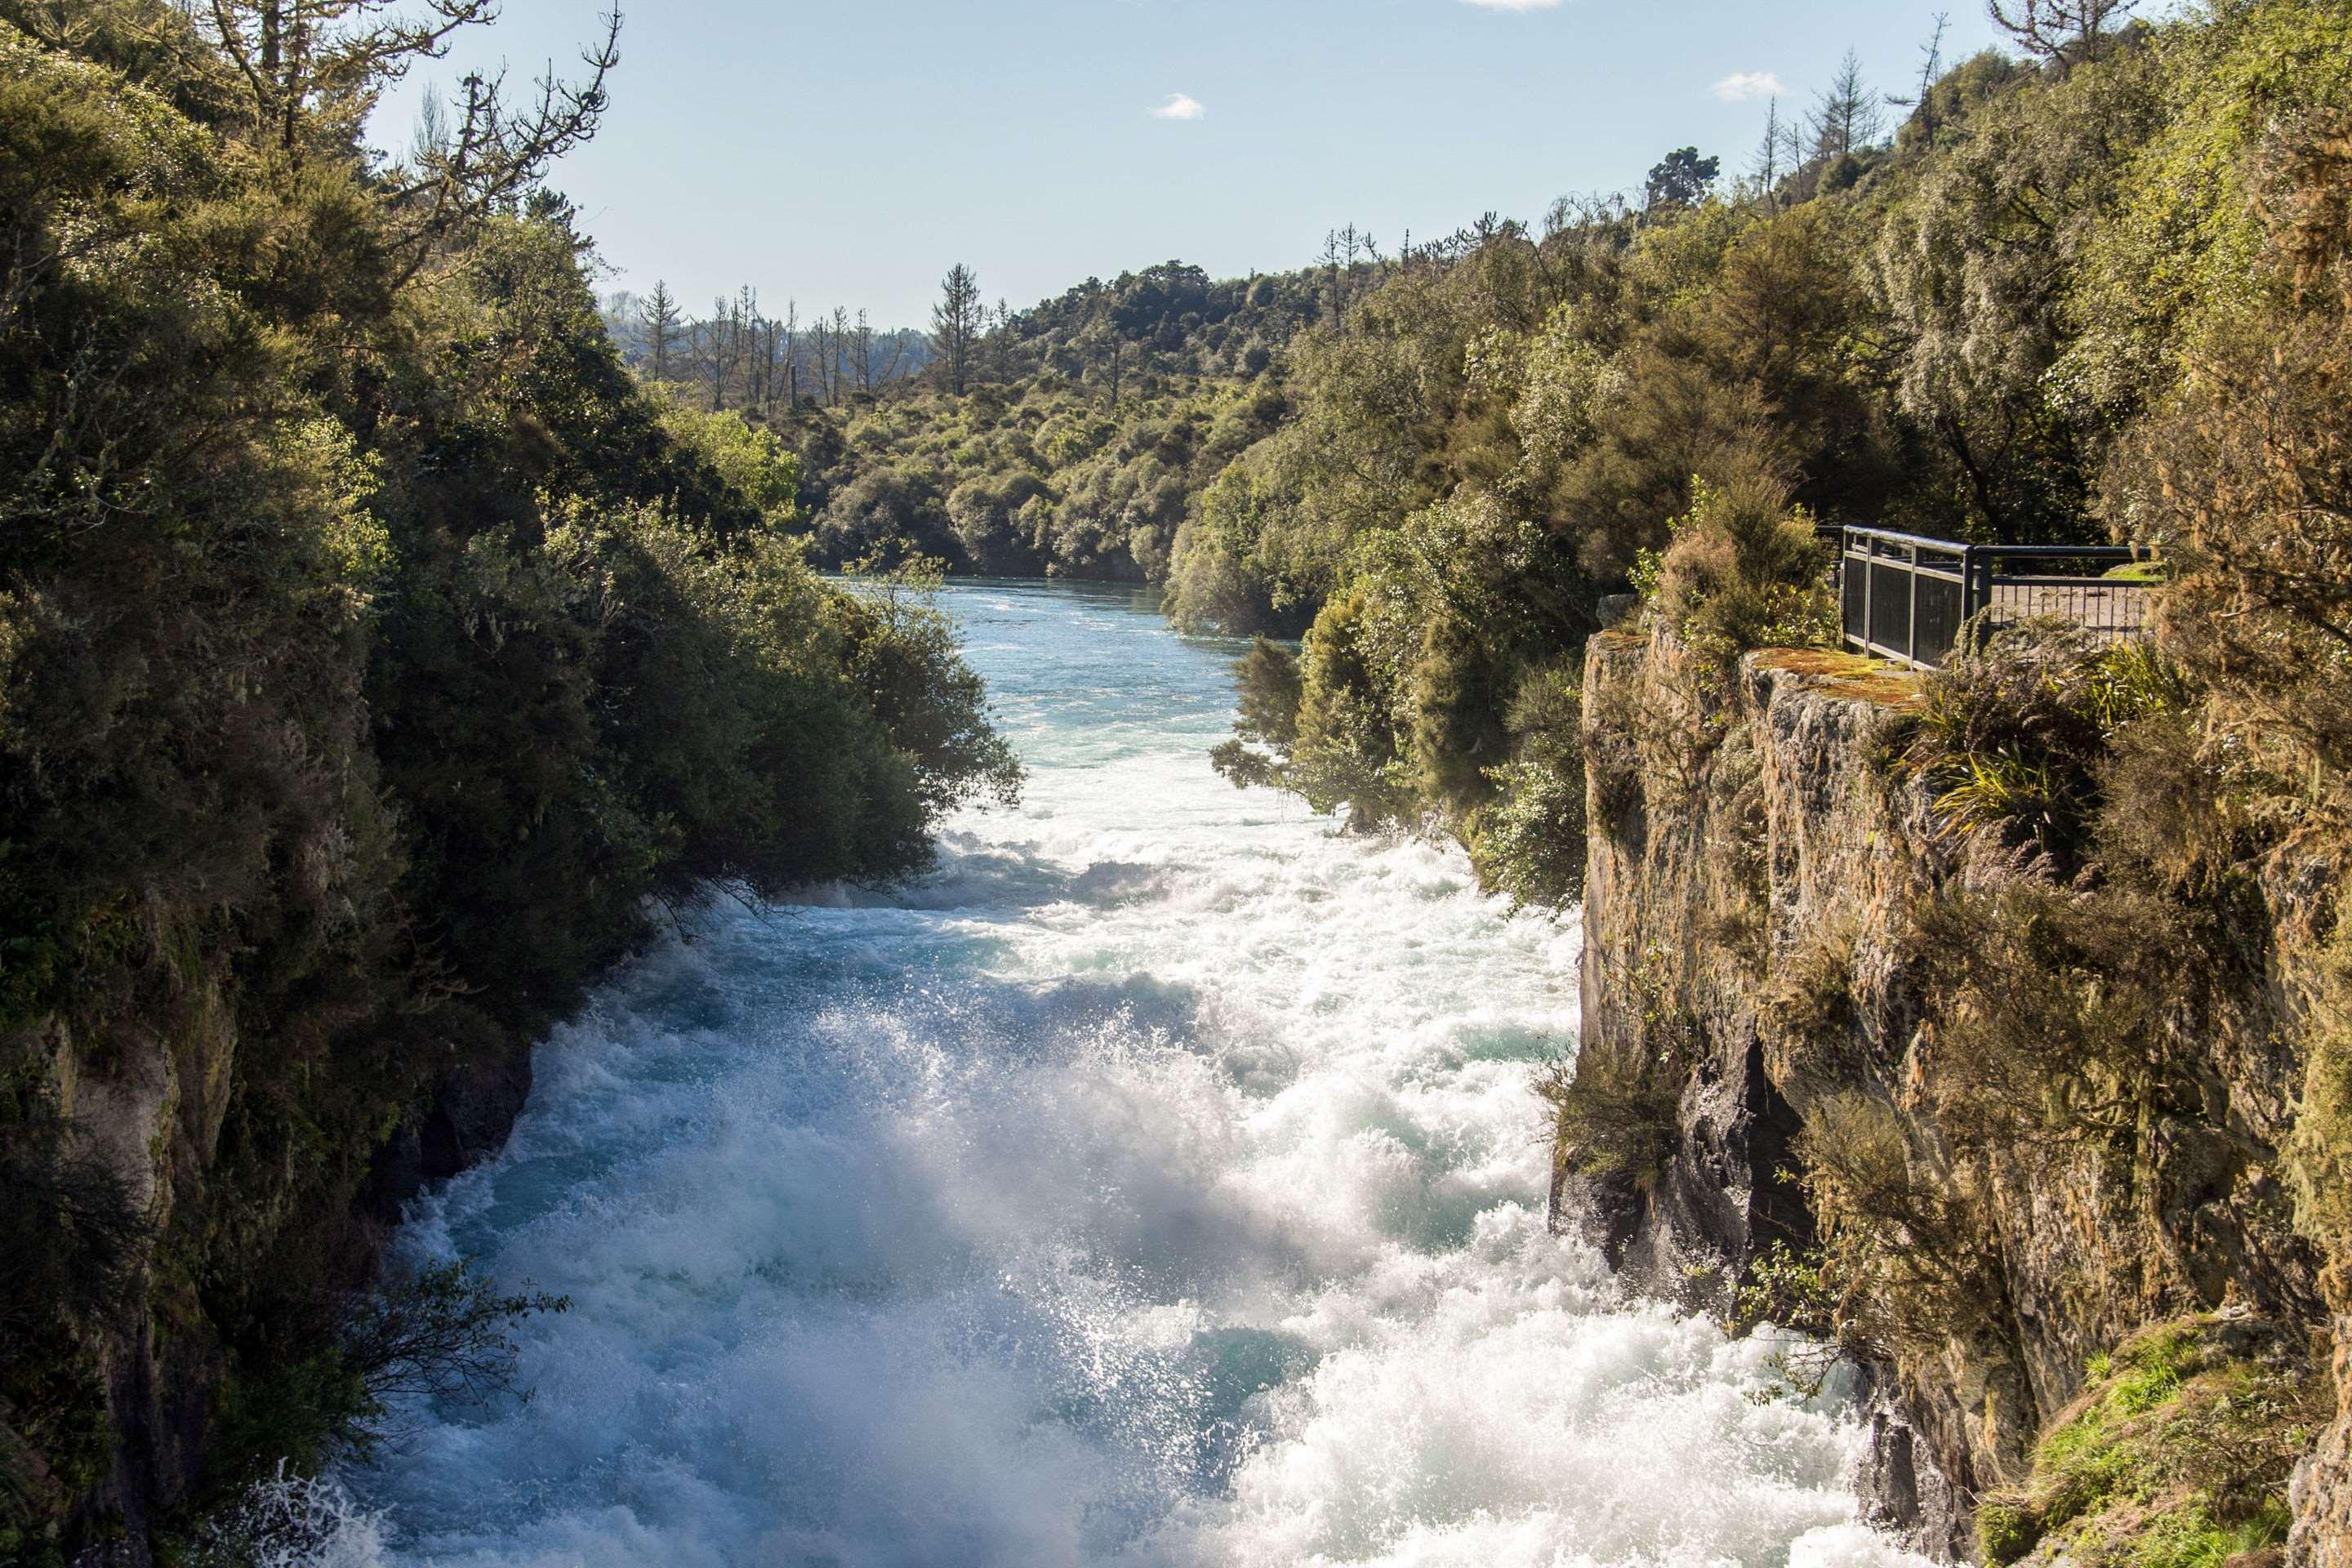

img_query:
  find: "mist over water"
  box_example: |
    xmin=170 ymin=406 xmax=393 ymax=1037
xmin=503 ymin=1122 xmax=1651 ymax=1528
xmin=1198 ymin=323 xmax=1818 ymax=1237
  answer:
xmin=347 ymin=581 xmax=1924 ymax=1568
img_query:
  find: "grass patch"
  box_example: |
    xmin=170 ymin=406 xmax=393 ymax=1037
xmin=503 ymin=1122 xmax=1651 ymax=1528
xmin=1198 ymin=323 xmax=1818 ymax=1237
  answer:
xmin=1751 ymin=647 xmax=1925 ymax=710
xmin=1976 ymin=1316 xmax=2327 ymax=1566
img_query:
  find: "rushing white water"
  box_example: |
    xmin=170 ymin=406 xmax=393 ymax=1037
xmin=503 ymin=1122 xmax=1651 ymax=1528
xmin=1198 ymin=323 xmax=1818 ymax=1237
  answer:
xmin=350 ymin=580 xmax=1924 ymax=1568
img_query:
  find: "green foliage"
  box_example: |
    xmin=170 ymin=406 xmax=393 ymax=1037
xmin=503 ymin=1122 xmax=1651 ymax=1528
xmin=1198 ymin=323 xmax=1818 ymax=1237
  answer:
xmin=1650 ymin=473 xmax=1838 ymax=661
xmin=0 ymin=7 xmax=1018 ymax=1552
xmin=1788 ymin=1091 xmax=1998 ymax=1361
xmin=1905 ymin=621 xmax=2186 ymax=870
xmin=1976 ymin=1317 xmax=2323 ymax=1567
xmin=1208 ymin=638 xmax=1304 ymax=791
xmin=208 ymin=1259 xmax=567 ymax=1486
xmin=1542 ymin=951 xmax=1699 ymax=1186
xmin=1728 ymin=1240 xmax=1889 ymax=1403
xmin=1280 ymin=587 xmax=1416 ymax=826
xmin=1535 ymin=1039 xmax=1680 ymax=1186
xmin=1471 ymin=662 xmax=1587 ymax=910
xmin=658 ymin=405 xmax=803 ymax=527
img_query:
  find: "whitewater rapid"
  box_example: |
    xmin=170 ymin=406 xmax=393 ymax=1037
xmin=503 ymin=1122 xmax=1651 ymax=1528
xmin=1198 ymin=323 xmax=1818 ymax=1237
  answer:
xmin=342 ymin=581 xmax=1923 ymax=1568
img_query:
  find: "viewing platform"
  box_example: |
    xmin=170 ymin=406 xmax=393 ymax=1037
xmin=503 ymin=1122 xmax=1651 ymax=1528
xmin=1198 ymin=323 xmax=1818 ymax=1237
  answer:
xmin=1837 ymin=525 xmax=2154 ymax=670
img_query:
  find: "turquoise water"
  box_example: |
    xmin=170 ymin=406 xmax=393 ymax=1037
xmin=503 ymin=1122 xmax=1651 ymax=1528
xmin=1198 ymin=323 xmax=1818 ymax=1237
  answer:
xmin=322 ymin=580 xmax=1917 ymax=1568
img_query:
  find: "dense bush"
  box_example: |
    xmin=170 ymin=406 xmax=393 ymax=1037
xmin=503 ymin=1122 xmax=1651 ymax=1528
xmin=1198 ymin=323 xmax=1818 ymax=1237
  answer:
xmin=1904 ymin=620 xmax=2185 ymax=871
xmin=0 ymin=4 xmax=1018 ymax=1550
xmin=1646 ymin=473 xmax=1837 ymax=661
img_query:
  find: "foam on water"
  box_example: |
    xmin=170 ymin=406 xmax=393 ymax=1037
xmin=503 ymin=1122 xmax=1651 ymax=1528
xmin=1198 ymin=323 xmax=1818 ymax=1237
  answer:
xmin=337 ymin=580 xmax=1926 ymax=1568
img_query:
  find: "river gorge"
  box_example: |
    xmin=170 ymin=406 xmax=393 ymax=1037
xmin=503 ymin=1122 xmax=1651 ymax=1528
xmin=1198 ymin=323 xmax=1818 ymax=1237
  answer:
xmin=304 ymin=582 xmax=1924 ymax=1568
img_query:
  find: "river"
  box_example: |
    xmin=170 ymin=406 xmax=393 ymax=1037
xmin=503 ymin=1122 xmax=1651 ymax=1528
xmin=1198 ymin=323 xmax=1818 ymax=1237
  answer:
xmin=327 ymin=579 xmax=1922 ymax=1568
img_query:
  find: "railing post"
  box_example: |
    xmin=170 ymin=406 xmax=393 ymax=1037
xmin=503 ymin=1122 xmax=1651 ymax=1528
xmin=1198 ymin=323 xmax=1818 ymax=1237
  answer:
xmin=1839 ymin=527 xmax=1849 ymax=649
xmin=1966 ymin=545 xmax=1984 ymax=644
xmin=1907 ymin=542 xmax=1920 ymax=666
xmin=1862 ymin=532 xmax=1876 ymax=655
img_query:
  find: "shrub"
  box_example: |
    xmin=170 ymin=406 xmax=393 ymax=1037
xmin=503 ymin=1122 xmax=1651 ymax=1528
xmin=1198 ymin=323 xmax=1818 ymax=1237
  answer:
xmin=1540 ymin=953 xmax=1698 ymax=1185
xmin=1472 ymin=660 xmax=1587 ymax=909
xmin=207 ymin=1259 xmax=567 ymax=1486
xmin=0 ymin=1115 xmax=147 ymax=1342
xmin=1535 ymin=1038 xmax=1681 ymax=1184
xmin=1790 ymin=1092 xmax=1997 ymax=1357
xmin=1650 ymin=472 xmax=1837 ymax=660
xmin=1762 ymin=915 xmax=1860 ymax=1062
xmin=1904 ymin=618 xmax=2185 ymax=871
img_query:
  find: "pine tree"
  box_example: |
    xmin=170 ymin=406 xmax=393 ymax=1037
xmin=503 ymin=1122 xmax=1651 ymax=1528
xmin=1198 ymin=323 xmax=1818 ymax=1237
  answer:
xmin=1810 ymin=49 xmax=1884 ymax=160
xmin=931 ymin=264 xmax=984 ymax=396
xmin=641 ymin=280 xmax=681 ymax=382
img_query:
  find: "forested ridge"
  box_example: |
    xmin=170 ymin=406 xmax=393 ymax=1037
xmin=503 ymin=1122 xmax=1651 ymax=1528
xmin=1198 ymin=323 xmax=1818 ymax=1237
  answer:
xmin=0 ymin=2 xmax=1015 ymax=1559
xmin=719 ymin=0 xmax=2351 ymax=910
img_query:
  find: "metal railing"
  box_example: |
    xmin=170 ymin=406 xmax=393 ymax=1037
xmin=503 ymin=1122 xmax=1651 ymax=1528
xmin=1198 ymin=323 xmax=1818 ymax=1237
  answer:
xmin=1838 ymin=527 xmax=2150 ymax=670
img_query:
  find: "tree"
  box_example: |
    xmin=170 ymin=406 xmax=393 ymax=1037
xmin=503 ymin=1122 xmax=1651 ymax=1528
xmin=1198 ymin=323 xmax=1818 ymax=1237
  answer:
xmin=931 ymin=263 xmax=983 ymax=395
xmin=694 ymin=292 xmax=740 ymax=411
xmin=1752 ymin=100 xmax=1785 ymax=208
xmin=763 ymin=301 xmax=798 ymax=411
xmin=1987 ymin=0 xmax=2140 ymax=67
xmin=1811 ymin=48 xmax=1885 ymax=159
xmin=641 ymin=278 xmax=680 ymax=381
xmin=991 ymin=300 xmax=1016 ymax=382
xmin=1887 ymin=14 xmax=1952 ymax=141
xmin=1645 ymin=147 xmax=1722 ymax=214
xmin=196 ymin=2 xmax=622 ymax=278
xmin=828 ymin=305 xmax=853 ymax=401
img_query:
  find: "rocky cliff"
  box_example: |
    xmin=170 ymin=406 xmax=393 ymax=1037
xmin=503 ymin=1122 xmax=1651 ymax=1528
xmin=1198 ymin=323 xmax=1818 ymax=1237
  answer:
xmin=2 ymin=984 xmax=534 ymax=1565
xmin=1557 ymin=622 xmax=2345 ymax=1563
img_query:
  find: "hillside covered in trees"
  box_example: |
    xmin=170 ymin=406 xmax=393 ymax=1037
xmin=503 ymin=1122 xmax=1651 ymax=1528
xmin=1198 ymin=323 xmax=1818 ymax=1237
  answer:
xmin=715 ymin=0 xmax=2350 ymax=911
xmin=0 ymin=2 xmax=1016 ymax=1558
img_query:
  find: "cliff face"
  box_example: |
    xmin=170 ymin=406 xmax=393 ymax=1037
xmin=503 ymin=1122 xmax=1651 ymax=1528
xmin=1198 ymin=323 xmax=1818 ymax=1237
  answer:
xmin=3 ymin=986 xmax=530 ymax=1565
xmin=1561 ymin=624 xmax=2342 ymax=1562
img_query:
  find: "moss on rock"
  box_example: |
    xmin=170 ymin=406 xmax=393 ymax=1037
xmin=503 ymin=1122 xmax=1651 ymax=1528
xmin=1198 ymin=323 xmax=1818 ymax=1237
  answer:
xmin=1977 ymin=1316 xmax=2328 ymax=1567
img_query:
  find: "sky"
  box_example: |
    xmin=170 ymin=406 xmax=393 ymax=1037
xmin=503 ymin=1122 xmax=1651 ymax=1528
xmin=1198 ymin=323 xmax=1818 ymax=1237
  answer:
xmin=372 ymin=0 xmax=2008 ymax=328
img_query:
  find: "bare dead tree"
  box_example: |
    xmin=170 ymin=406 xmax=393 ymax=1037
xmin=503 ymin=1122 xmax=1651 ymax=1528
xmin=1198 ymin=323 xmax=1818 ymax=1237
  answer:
xmin=1753 ymin=97 xmax=1784 ymax=208
xmin=1986 ymin=0 xmax=2140 ymax=67
xmin=777 ymin=300 xmax=799 ymax=406
xmin=735 ymin=284 xmax=759 ymax=406
xmin=929 ymin=264 xmax=983 ymax=395
xmin=1888 ymin=14 xmax=1952 ymax=140
xmin=1779 ymin=101 xmax=1811 ymax=181
xmin=1811 ymin=49 xmax=1884 ymax=158
xmin=189 ymin=4 xmax=622 ymax=283
xmin=693 ymin=292 xmax=746 ymax=412
xmin=988 ymin=300 xmax=1016 ymax=382
xmin=828 ymin=305 xmax=852 ymax=403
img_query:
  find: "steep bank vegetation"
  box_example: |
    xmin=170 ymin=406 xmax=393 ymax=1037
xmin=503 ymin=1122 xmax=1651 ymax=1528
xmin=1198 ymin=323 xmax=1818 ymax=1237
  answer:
xmin=1532 ymin=3 xmax=2352 ymax=1554
xmin=1197 ymin=0 xmax=2352 ymax=906
xmin=0 ymin=4 xmax=1015 ymax=1558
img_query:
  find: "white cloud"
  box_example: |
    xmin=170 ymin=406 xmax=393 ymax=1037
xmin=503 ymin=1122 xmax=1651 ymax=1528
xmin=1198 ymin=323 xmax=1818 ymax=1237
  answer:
xmin=1460 ymin=0 xmax=1566 ymax=10
xmin=1151 ymin=93 xmax=1206 ymax=121
xmin=1711 ymin=71 xmax=1786 ymax=101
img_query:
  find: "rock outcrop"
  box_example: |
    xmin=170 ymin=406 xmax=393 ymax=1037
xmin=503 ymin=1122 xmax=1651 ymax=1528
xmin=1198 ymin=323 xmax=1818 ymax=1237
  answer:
xmin=1561 ymin=623 xmax=2341 ymax=1562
